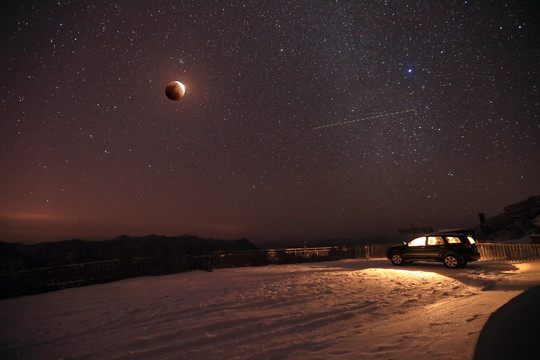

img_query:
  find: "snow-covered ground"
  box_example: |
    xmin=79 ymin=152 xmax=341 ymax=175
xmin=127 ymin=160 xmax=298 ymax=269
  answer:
xmin=1 ymin=259 xmax=540 ymax=360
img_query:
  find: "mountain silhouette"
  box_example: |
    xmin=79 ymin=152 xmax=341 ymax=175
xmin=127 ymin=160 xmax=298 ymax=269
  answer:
xmin=0 ymin=235 xmax=258 ymax=274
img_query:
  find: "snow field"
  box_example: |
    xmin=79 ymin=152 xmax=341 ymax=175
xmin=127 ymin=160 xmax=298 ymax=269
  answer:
xmin=1 ymin=259 xmax=539 ymax=360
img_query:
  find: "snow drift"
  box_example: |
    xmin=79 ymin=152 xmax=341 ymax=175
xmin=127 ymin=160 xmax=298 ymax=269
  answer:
xmin=1 ymin=259 xmax=539 ymax=360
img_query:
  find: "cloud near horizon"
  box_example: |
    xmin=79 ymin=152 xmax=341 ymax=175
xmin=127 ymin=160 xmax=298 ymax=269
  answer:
xmin=0 ymin=212 xmax=71 ymax=221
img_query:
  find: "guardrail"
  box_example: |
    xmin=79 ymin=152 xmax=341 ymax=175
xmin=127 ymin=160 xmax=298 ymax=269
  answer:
xmin=476 ymin=243 xmax=540 ymax=262
xmin=0 ymin=260 xmax=120 ymax=299
xmin=2 ymin=243 xmax=539 ymax=299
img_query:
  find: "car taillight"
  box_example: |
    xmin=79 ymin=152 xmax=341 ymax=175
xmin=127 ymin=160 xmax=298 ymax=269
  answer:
xmin=463 ymin=242 xmax=471 ymax=249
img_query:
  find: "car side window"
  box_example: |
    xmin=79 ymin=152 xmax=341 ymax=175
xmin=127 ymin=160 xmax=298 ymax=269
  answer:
xmin=446 ymin=236 xmax=461 ymax=244
xmin=427 ymin=236 xmax=444 ymax=245
xmin=409 ymin=237 xmax=426 ymax=246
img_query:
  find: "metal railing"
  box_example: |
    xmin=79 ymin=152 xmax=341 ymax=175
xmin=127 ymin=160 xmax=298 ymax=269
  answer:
xmin=476 ymin=243 xmax=540 ymax=262
xmin=0 ymin=260 xmax=120 ymax=299
xmin=2 ymin=243 xmax=540 ymax=299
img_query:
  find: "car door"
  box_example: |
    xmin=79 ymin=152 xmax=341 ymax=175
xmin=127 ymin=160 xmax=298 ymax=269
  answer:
xmin=407 ymin=237 xmax=428 ymax=259
xmin=426 ymin=236 xmax=445 ymax=259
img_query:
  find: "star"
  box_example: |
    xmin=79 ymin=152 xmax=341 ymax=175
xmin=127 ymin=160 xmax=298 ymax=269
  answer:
xmin=0 ymin=0 xmax=538 ymax=244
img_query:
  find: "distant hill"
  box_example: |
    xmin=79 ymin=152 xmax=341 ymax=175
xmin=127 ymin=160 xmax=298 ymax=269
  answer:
xmin=0 ymin=235 xmax=258 ymax=274
xmin=474 ymin=195 xmax=540 ymax=241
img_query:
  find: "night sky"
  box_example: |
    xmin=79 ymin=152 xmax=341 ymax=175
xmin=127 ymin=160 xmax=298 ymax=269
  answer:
xmin=1 ymin=1 xmax=539 ymax=244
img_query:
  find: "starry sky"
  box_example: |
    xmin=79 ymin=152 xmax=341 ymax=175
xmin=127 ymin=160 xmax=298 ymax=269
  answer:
xmin=1 ymin=1 xmax=539 ymax=244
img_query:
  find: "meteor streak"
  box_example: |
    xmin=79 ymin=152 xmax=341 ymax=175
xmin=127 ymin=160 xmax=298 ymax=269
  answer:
xmin=312 ymin=108 xmax=417 ymax=130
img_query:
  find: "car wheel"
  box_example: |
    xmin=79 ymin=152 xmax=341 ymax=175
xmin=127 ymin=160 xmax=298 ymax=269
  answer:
xmin=390 ymin=253 xmax=404 ymax=266
xmin=443 ymin=254 xmax=460 ymax=268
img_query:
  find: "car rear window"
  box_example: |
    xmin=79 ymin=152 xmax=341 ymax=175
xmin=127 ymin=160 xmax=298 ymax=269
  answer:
xmin=446 ymin=236 xmax=461 ymax=244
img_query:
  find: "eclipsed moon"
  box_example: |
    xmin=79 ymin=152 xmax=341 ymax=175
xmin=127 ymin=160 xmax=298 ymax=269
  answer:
xmin=165 ymin=81 xmax=185 ymax=101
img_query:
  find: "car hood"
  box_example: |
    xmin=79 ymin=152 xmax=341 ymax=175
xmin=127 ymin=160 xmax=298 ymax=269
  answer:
xmin=388 ymin=245 xmax=408 ymax=251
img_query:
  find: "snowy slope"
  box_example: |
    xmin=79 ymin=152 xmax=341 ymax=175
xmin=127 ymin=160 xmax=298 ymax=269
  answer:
xmin=1 ymin=259 xmax=539 ymax=360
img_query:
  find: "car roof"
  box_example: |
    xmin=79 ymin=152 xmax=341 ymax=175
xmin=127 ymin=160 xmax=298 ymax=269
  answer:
xmin=419 ymin=233 xmax=469 ymax=237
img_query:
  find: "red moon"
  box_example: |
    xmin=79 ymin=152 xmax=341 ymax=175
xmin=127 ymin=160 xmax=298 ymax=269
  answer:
xmin=165 ymin=81 xmax=185 ymax=101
